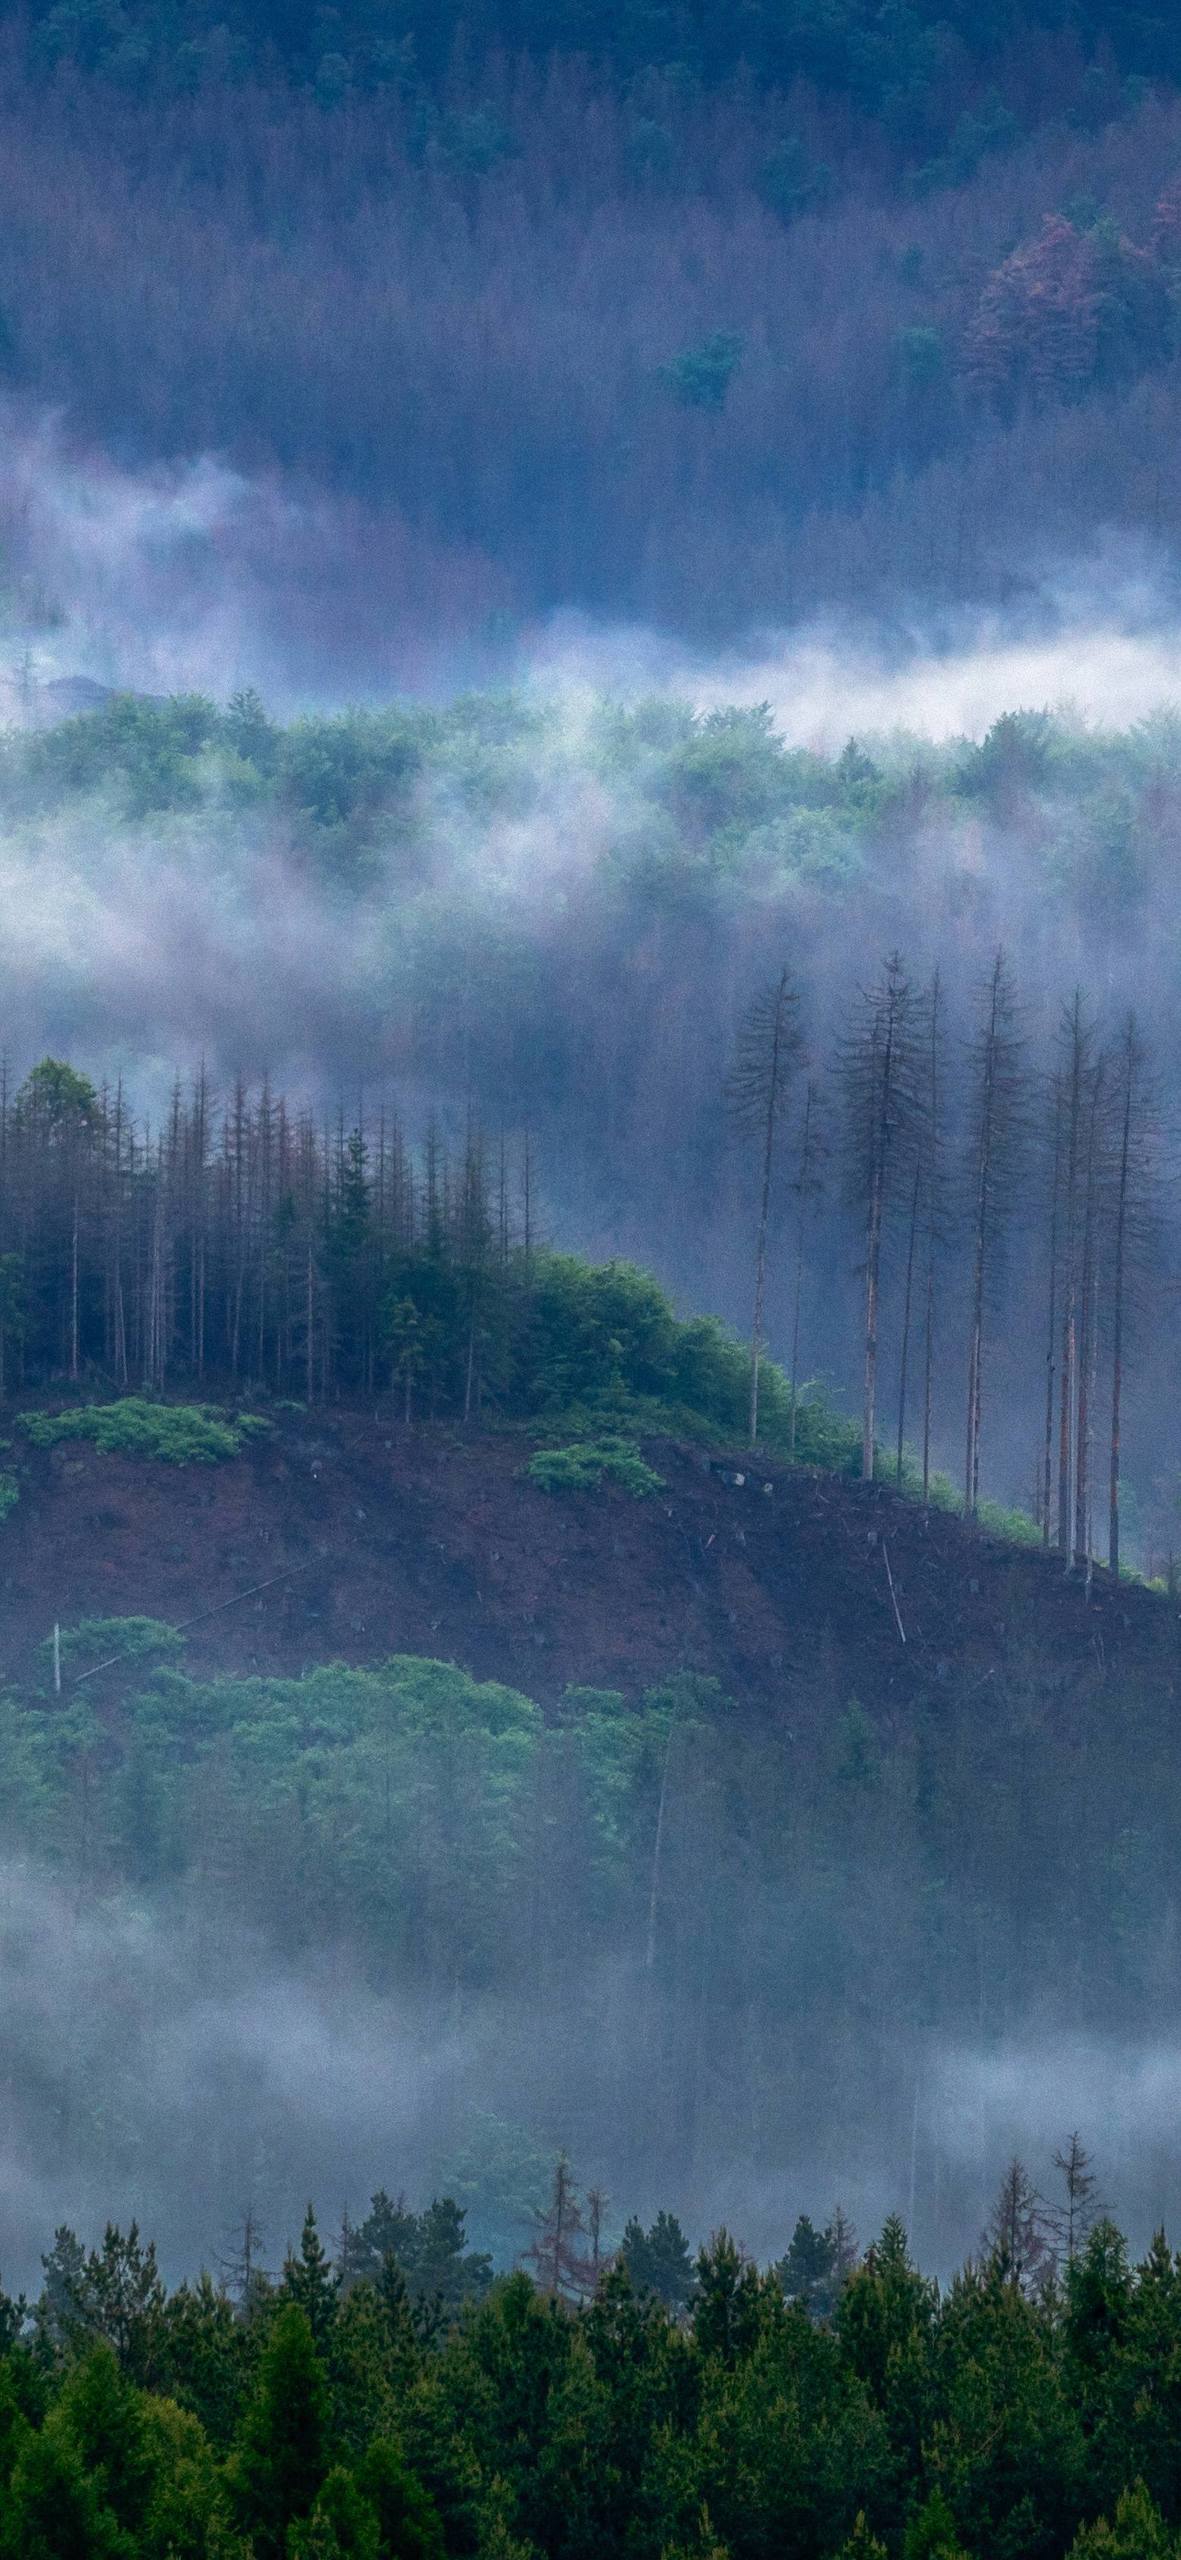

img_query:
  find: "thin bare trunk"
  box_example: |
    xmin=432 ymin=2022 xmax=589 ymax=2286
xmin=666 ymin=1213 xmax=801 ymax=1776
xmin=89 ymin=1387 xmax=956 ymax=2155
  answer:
xmin=897 ymin=1153 xmax=921 ymax=1486
xmin=1109 ymin=1034 xmax=1134 ymax=1577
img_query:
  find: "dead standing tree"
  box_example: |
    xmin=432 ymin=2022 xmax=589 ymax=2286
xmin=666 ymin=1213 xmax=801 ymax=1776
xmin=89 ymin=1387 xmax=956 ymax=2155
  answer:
xmin=1049 ymin=2133 xmax=1103 ymax=2269
xmin=1074 ymin=1047 xmax=1108 ymax=1569
xmin=1105 ymin=1014 xmax=1165 ymax=1577
xmin=839 ymin=954 xmax=925 ymax=1483
xmin=1039 ymin=1069 xmax=1064 ymax=1546
xmin=726 ymin=968 xmax=804 ymax=1446
xmin=523 ymin=2154 xmax=597 ymax=2302
xmin=963 ymin=950 xmax=1028 ymax=1518
xmin=1051 ymin=995 xmax=1098 ymax=1560
xmin=788 ymin=1076 xmax=826 ymax=1461
xmin=895 ymin=970 xmax=949 ymax=1495
xmin=919 ymin=971 xmax=951 ymax=1505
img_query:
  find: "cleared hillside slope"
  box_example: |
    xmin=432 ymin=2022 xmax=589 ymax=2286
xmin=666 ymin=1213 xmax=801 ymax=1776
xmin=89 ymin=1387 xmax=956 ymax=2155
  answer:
xmin=0 ymin=1409 xmax=1174 ymax=1721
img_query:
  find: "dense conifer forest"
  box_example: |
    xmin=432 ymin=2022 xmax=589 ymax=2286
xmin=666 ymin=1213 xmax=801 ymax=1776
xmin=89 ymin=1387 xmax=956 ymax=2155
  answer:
xmin=3 ymin=2173 xmax=1181 ymax=2560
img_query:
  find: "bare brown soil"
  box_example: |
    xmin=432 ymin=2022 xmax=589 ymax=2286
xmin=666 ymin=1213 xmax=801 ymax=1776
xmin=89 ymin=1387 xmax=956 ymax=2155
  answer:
xmin=0 ymin=1411 xmax=1174 ymax=1720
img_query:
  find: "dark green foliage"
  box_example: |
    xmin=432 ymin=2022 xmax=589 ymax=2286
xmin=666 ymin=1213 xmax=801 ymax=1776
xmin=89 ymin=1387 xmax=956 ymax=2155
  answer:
xmin=525 ymin=1439 xmax=665 ymax=1497
xmin=2 ymin=2422 xmax=128 ymax=2560
xmin=8 ymin=2192 xmax=1181 ymax=2560
xmin=289 ymin=2462 xmax=380 ymax=2559
xmin=44 ymin=2226 xmax=166 ymax=2386
xmin=340 ymin=2197 xmax=491 ymax=2317
xmin=228 ymin=2304 xmax=331 ymax=2560
xmin=157 ymin=2274 xmax=249 ymax=2450
xmin=283 ymin=2211 xmax=339 ymax=2351
xmin=777 ymin=2215 xmax=840 ymax=2316
xmin=356 ymin=2440 xmax=445 ymax=2560
xmin=619 ymin=2212 xmax=696 ymax=2312
xmin=692 ymin=2229 xmax=764 ymax=2364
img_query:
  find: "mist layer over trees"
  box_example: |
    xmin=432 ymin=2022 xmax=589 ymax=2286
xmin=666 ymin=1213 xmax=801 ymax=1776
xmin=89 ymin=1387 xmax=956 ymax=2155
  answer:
xmin=4 ymin=687 xmax=1181 ymax=1541
xmin=3 ymin=1611 xmax=1181 ymax=2284
xmin=7 ymin=7 xmax=1181 ymax=659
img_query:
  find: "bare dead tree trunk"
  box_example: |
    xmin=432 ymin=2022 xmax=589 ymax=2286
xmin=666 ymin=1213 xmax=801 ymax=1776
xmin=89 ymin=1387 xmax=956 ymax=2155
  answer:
xmin=1042 ymin=1076 xmax=1063 ymax=1548
xmin=1108 ymin=1016 xmax=1143 ymax=1578
xmin=1057 ymin=996 xmax=1088 ymax=1558
xmin=726 ymin=968 xmax=803 ymax=1448
xmin=863 ymin=1147 xmax=884 ymax=1483
xmin=896 ymin=1152 xmax=921 ymax=1486
xmin=788 ymin=1079 xmax=821 ymax=1461
xmin=839 ymin=957 xmax=922 ymax=1487
xmin=1074 ymin=1055 xmax=1105 ymax=1569
xmin=921 ymin=975 xmax=945 ymax=1509
xmin=964 ymin=952 xmax=1025 ymax=1520
xmin=69 ymin=1191 xmax=79 ymax=1384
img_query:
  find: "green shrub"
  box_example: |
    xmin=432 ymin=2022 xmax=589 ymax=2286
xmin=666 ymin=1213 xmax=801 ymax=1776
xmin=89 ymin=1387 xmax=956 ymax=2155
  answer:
xmin=21 ymin=1399 xmax=268 ymax=1463
xmin=526 ymin=1439 xmax=665 ymax=1498
xmin=0 ymin=1470 xmax=19 ymax=1521
xmin=977 ymin=1498 xmax=1041 ymax=1547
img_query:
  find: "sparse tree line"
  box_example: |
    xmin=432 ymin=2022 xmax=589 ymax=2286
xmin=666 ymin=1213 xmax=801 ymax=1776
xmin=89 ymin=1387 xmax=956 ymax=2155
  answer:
xmin=2 ymin=2138 xmax=1181 ymax=2560
xmin=729 ymin=951 xmax=1169 ymax=1572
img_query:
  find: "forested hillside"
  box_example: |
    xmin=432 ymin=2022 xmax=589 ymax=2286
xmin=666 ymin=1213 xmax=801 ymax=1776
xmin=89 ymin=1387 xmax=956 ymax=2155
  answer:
xmin=5 ymin=0 xmax=1181 ymax=652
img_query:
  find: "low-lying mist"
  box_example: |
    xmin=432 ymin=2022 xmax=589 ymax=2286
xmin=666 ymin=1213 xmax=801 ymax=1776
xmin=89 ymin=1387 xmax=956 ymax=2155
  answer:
xmin=0 ymin=1854 xmax=1175 ymax=2299
xmin=4 ymin=434 xmax=1181 ymax=1520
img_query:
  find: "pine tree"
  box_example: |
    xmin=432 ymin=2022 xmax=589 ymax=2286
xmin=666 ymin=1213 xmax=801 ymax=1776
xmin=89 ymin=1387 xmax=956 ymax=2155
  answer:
xmin=288 ymin=2462 xmax=380 ymax=2559
xmin=64 ymin=2224 xmax=166 ymax=2386
xmin=283 ymin=2207 xmax=339 ymax=2348
xmin=228 ymin=2302 xmax=332 ymax=2560
xmin=356 ymin=2440 xmax=446 ymax=2560
xmin=775 ymin=2215 xmax=837 ymax=2316
xmin=619 ymin=2211 xmax=696 ymax=2313
xmin=692 ymin=2230 xmax=763 ymax=2364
